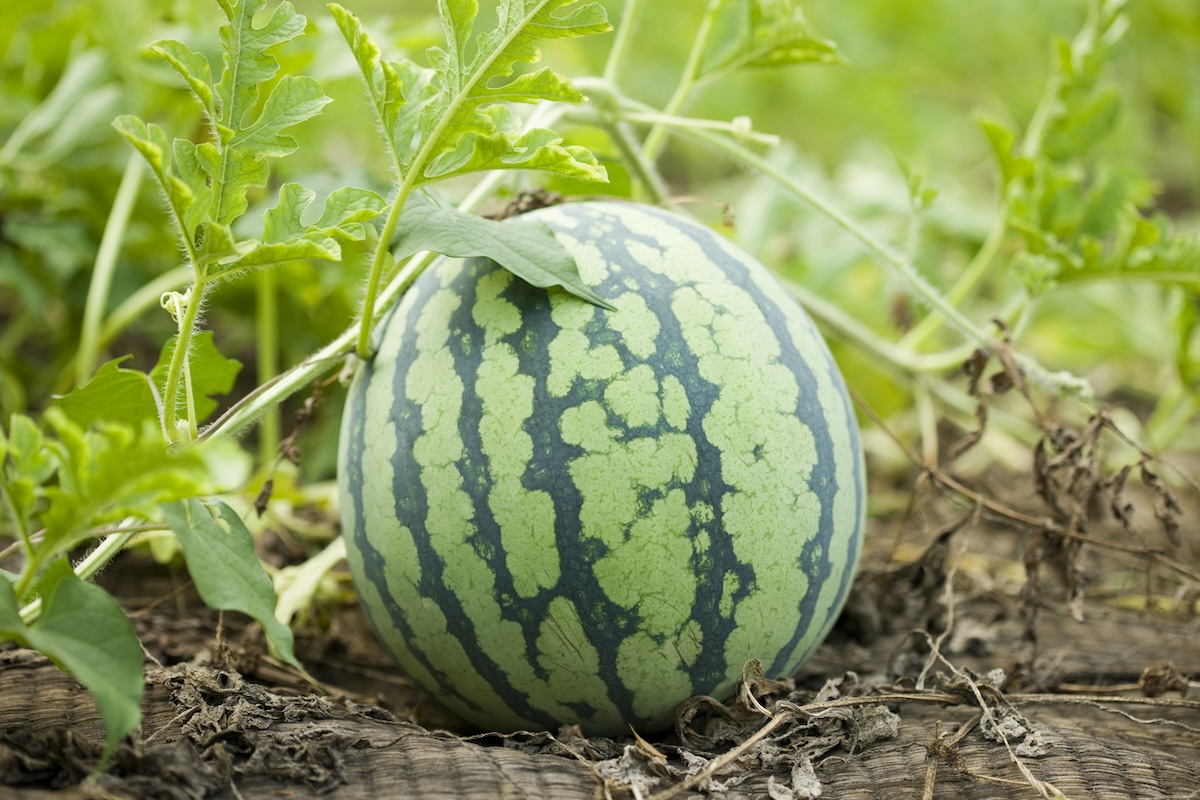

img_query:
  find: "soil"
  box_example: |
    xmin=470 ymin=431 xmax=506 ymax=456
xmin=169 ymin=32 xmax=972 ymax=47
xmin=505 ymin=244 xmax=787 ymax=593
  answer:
xmin=2 ymin=482 xmax=1198 ymax=799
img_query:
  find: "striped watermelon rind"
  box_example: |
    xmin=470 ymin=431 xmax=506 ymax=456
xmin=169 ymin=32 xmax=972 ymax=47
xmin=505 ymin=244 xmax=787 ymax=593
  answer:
xmin=338 ymin=201 xmax=865 ymax=735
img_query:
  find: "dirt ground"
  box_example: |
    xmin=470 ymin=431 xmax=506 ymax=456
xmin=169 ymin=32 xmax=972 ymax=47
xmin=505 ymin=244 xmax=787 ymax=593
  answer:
xmin=2 ymin=495 xmax=1197 ymax=799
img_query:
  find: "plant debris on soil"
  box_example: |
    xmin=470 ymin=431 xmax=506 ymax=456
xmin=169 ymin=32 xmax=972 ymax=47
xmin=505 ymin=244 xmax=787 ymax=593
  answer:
xmin=1 ymin=498 xmax=1197 ymax=800
xmin=3 ymin=355 xmax=1200 ymax=799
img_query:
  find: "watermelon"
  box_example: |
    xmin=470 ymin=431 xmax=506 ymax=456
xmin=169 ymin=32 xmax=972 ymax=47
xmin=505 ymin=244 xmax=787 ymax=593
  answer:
xmin=337 ymin=201 xmax=865 ymax=735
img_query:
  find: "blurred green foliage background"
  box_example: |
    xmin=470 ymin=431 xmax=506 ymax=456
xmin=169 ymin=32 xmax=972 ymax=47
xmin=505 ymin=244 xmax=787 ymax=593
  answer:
xmin=2 ymin=0 xmax=1198 ymax=478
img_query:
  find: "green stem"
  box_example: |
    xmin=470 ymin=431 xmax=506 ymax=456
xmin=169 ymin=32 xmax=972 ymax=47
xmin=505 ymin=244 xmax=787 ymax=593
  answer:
xmin=602 ymin=0 xmax=644 ymax=85
xmin=900 ymin=210 xmax=1008 ymax=351
xmin=100 ymin=267 xmax=192 ymax=350
xmin=256 ymin=269 xmax=281 ymax=464
xmin=355 ymin=184 xmax=413 ymax=359
xmin=18 ymin=524 xmax=141 ymax=624
xmin=77 ymin=152 xmax=144 ymax=386
xmin=641 ymin=0 xmax=722 ymax=163
xmin=786 ymin=279 xmax=976 ymax=374
xmin=603 ymin=118 xmax=670 ymax=205
xmin=161 ymin=275 xmax=207 ymax=442
xmin=622 ymin=109 xmax=780 ymax=146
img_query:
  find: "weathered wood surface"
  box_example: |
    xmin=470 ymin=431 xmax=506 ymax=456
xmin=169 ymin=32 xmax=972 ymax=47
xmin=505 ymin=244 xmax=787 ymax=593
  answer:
xmin=2 ymin=595 xmax=1197 ymax=800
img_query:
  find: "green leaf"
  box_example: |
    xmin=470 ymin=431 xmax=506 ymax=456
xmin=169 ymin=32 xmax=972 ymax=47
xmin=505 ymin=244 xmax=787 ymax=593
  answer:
xmin=0 ymin=415 xmax=57 ymax=540
xmin=392 ymin=193 xmax=613 ymax=309
xmin=150 ymin=40 xmax=216 ymax=122
xmin=150 ymin=332 xmax=242 ymax=425
xmin=213 ymin=0 xmax=308 ymax=139
xmin=163 ymin=498 xmax=308 ymax=677
xmin=111 ymin=116 xmax=198 ymax=241
xmin=314 ymin=186 xmax=389 ymax=230
xmin=331 ymin=0 xmax=608 ymax=188
xmin=328 ymin=3 xmax=407 ymax=157
xmin=56 ymin=357 xmax=160 ymax=431
xmin=422 ymin=104 xmax=606 ymax=182
xmin=0 ymin=561 xmax=143 ymax=764
xmin=208 ymin=183 xmax=387 ymax=278
xmin=701 ymin=0 xmax=843 ymax=84
xmin=38 ymin=411 xmax=210 ymax=559
xmin=210 ymin=74 xmax=333 ymax=228
xmin=417 ymin=0 xmax=610 ymax=181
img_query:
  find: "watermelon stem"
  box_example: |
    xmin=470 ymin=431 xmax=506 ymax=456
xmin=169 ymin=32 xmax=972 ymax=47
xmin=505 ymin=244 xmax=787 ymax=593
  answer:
xmin=640 ymin=0 xmax=723 ymax=164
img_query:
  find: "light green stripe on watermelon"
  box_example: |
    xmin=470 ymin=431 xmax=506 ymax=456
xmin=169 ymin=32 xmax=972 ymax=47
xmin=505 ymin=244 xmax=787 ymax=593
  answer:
xmin=472 ymin=268 xmax=559 ymax=600
xmin=683 ymin=214 xmax=866 ymax=673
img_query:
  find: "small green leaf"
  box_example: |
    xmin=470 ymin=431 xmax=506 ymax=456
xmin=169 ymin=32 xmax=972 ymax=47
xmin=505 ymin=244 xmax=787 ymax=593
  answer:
xmin=4 ymin=414 xmax=57 ymax=485
xmin=702 ymin=0 xmax=842 ymax=84
xmin=263 ymin=182 xmax=318 ymax=242
xmin=111 ymin=116 xmax=198 ymax=240
xmin=314 ymin=186 xmax=389 ymax=230
xmin=38 ymin=411 xmax=211 ymax=558
xmin=422 ymin=104 xmax=606 ymax=182
xmin=56 ymin=357 xmax=160 ymax=431
xmin=150 ymin=40 xmax=216 ymax=122
xmin=209 ymin=183 xmax=387 ymax=277
xmin=0 ymin=415 xmax=56 ymax=539
xmin=150 ymin=332 xmax=242 ymax=425
xmin=262 ymin=183 xmax=386 ymax=244
xmin=328 ymin=3 xmax=407 ymax=153
xmin=163 ymin=498 xmax=308 ymax=677
xmin=0 ymin=562 xmax=143 ymax=764
xmin=172 ymin=139 xmax=215 ymax=241
xmin=392 ymin=193 xmax=613 ymax=309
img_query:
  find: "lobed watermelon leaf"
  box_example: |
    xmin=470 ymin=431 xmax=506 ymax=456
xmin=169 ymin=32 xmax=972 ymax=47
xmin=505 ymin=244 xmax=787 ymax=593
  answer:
xmin=0 ymin=415 xmax=57 ymax=545
xmin=333 ymin=0 xmax=615 ymax=356
xmin=328 ymin=0 xmax=610 ymax=184
xmin=207 ymin=183 xmax=387 ymax=280
xmin=979 ymin=0 xmax=1200 ymax=296
xmin=700 ymin=0 xmax=843 ymax=86
xmin=116 ymin=2 xmax=331 ymax=259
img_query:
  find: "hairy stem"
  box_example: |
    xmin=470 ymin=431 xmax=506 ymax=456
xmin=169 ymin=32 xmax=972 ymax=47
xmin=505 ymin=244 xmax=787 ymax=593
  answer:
xmin=161 ymin=276 xmax=207 ymax=442
xmin=18 ymin=524 xmax=141 ymax=624
xmin=355 ymin=185 xmax=411 ymax=359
